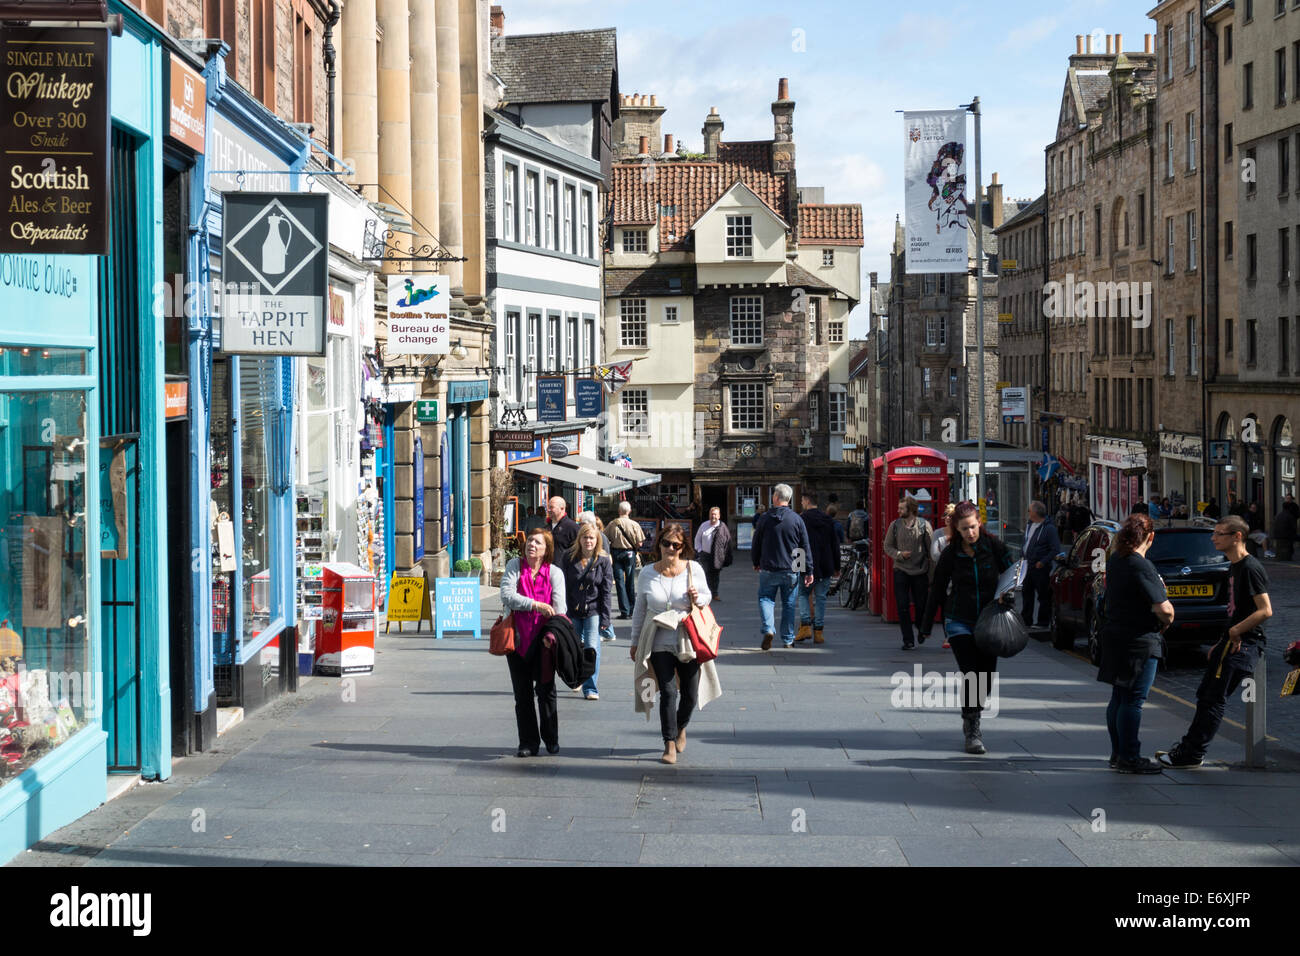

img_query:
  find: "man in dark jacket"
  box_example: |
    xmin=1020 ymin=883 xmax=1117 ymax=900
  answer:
xmin=1021 ymin=500 xmax=1061 ymax=629
xmin=547 ymin=496 xmax=580 ymax=554
xmin=752 ymin=483 xmax=814 ymax=650
xmin=796 ymin=493 xmax=842 ymax=645
xmin=1270 ymin=497 xmax=1299 ymax=561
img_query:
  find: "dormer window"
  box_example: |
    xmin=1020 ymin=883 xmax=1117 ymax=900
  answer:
xmin=726 ymin=215 xmax=753 ymax=258
xmin=622 ymin=229 xmax=648 ymax=253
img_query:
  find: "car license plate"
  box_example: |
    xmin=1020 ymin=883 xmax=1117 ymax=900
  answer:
xmin=1166 ymin=584 xmax=1212 ymax=597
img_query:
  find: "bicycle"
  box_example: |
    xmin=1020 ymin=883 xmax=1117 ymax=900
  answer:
xmin=833 ymin=540 xmax=870 ymax=609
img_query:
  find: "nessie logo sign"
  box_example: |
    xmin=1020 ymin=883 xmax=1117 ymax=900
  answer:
xmin=221 ymin=192 xmax=328 ymax=355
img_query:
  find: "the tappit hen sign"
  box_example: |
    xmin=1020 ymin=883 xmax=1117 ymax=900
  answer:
xmin=0 ymin=26 xmax=110 ymax=255
xmin=221 ymin=191 xmax=329 ymax=355
xmin=387 ymin=274 xmax=450 ymax=354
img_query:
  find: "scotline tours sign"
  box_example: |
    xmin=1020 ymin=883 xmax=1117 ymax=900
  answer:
xmin=387 ymin=274 xmax=450 ymax=354
xmin=0 ymin=27 xmax=110 ymax=255
xmin=221 ymin=192 xmax=328 ymax=355
xmin=903 ymin=109 xmax=968 ymax=275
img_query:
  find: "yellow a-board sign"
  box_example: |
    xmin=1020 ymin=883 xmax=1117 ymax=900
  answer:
xmin=386 ymin=574 xmax=432 ymax=632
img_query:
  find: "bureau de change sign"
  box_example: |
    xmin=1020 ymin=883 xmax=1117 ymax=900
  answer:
xmin=221 ymin=191 xmax=328 ymax=355
xmin=0 ymin=26 xmax=110 ymax=255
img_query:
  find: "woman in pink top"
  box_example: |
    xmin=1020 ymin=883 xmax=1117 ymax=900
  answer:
xmin=499 ymin=529 xmax=568 ymax=756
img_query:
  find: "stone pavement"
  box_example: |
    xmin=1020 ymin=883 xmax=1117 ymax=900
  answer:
xmin=9 ymin=563 xmax=1300 ymax=867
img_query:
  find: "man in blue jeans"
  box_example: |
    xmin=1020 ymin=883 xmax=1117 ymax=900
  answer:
xmin=752 ymin=483 xmax=814 ymax=650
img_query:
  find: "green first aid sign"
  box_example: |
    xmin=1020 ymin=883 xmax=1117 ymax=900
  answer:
xmin=415 ymin=399 xmax=439 ymax=422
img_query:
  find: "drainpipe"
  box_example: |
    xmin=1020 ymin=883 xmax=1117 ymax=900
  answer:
xmin=324 ymin=0 xmax=340 ymax=166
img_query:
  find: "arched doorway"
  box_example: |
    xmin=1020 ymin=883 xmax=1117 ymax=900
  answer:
xmin=1244 ymin=413 xmax=1264 ymax=516
xmin=1215 ymin=412 xmax=1235 ymax=509
xmin=1274 ymin=416 xmax=1295 ymax=510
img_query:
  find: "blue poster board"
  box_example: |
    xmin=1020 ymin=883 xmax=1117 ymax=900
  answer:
xmin=507 ymin=439 xmax=543 ymax=464
xmin=575 ymin=379 xmax=603 ymax=418
xmin=440 ymin=431 xmax=451 ymax=547
xmin=413 ymin=434 xmax=425 ymax=559
xmin=435 ymin=577 xmax=481 ymax=639
xmin=537 ymin=376 xmax=566 ymax=422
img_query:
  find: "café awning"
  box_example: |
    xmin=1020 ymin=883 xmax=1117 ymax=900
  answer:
xmin=509 ymin=459 xmax=633 ymax=493
xmin=561 ymin=454 xmax=661 ymax=488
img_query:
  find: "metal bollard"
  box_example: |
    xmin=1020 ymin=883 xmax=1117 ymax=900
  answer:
xmin=1244 ymin=652 xmax=1266 ymax=768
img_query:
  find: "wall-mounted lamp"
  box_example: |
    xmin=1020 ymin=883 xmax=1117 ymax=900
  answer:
xmin=450 ymin=339 xmax=469 ymax=361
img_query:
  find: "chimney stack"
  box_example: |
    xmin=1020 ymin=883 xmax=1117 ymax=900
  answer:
xmin=1144 ymin=33 xmax=1153 ymax=54
xmin=1106 ymin=34 xmax=1114 ymax=55
xmin=1085 ymin=34 xmax=1093 ymax=53
xmin=664 ymin=133 xmax=675 ymax=155
xmin=702 ymin=106 xmax=724 ymax=160
xmin=1116 ymin=33 xmax=1123 ymax=53
xmin=1076 ymin=35 xmax=1084 ymax=55
xmin=771 ymin=77 xmax=796 ymax=176
xmin=614 ymin=92 xmax=667 ymax=160
xmin=987 ymin=172 xmax=1004 ymax=229
xmin=638 ymin=135 xmax=649 ymax=156
xmin=490 ymin=5 xmax=503 ymax=37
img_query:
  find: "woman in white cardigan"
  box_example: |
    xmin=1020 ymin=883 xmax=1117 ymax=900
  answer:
xmin=629 ymin=524 xmax=719 ymax=764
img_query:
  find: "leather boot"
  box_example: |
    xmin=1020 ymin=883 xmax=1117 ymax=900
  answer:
xmin=813 ymin=628 xmax=825 ymax=644
xmin=795 ymin=624 xmax=813 ymax=642
xmin=963 ymin=716 xmax=986 ymax=755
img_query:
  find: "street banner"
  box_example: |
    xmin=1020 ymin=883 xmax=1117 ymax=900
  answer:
xmin=435 ymin=578 xmax=480 ymax=640
xmin=222 ymin=192 xmax=328 ymax=354
xmin=0 ymin=27 xmax=110 ymax=255
xmin=537 ymin=375 xmax=566 ymax=421
xmin=386 ymin=274 xmax=450 ymax=354
xmin=903 ymin=110 xmax=969 ymax=274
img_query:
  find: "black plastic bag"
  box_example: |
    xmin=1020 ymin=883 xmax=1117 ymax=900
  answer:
xmin=973 ymin=601 xmax=1029 ymax=658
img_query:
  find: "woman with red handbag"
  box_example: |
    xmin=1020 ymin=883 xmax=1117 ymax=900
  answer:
xmin=629 ymin=525 xmax=717 ymax=764
xmin=499 ymin=529 xmax=568 ymax=757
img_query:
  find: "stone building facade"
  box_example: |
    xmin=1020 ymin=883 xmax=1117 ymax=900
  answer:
xmin=1210 ymin=0 xmax=1300 ymax=514
xmin=1151 ymin=0 xmax=1208 ymax=512
xmin=993 ymin=194 xmax=1046 ymax=453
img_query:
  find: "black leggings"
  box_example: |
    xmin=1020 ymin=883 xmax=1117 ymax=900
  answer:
xmin=947 ymin=632 xmax=999 ymax=719
xmin=649 ymin=651 xmax=702 ymax=742
xmin=507 ymin=648 xmax=557 ymax=751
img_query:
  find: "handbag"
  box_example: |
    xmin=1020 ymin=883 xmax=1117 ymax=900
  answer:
xmin=682 ymin=562 xmax=721 ymax=662
xmin=489 ymin=612 xmax=515 ymax=656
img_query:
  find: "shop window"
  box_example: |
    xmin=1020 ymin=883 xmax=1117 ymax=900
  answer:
xmin=0 ymin=373 xmax=92 ymax=784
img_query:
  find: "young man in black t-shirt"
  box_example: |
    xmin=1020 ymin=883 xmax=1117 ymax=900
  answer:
xmin=1158 ymin=516 xmax=1273 ymax=768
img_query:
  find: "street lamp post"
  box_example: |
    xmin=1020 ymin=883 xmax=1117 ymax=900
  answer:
xmin=964 ymin=97 xmax=988 ymax=514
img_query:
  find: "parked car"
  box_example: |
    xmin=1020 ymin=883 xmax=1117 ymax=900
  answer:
xmin=1085 ymin=525 xmax=1232 ymax=665
xmin=1047 ymin=520 xmax=1119 ymax=651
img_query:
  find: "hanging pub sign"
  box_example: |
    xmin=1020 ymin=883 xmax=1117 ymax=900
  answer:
xmin=536 ymin=375 xmax=566 ymax=422
xmin=0 ymin=26 xmax=110 ymax=255
xmin=221 ymin=191 xmax=328 ymax=355
xmin=575 ymin=378 xmax=603 ymax=418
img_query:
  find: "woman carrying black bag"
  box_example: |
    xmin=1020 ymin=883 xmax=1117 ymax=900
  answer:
xmin=919 ymin=502 xmax=1012 ymax=755
xmin=1097 ymin=513 xmax=1175 ymax=773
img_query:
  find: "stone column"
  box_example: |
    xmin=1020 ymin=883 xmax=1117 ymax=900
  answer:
xmin=410 ymin=0 xmax=440 ymax=254
xmin=436 ymin=0 xmax=463 ymax=291
xmin=458 ymin=0 xmax=484 ymax=300
xmin=377 ymin=0 xmax=414 ymax=272
xmin=341 ymin=0 xmax=379 ymax=200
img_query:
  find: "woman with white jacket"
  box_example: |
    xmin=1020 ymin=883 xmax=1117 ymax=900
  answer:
xmin=629 ymin=524 xmax=718 ymax=764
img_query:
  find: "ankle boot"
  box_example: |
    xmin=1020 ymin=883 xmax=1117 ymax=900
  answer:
xmin=813 ymin=628 xmax=824 ymax=644
xmin=963 ymin=716 xmax=986 ymax=755
xmin=661 ymin=740 xmax=677 ymax=764
xmin=795 ymin=624 xmax=813 ymax=642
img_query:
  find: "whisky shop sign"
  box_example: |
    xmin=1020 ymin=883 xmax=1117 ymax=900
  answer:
xmin=0 ymin=26 xmax=109 ymax=255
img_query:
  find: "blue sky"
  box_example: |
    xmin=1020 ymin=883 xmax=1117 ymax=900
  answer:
xmin=508 ymin=0 xmax=1157 ymax=333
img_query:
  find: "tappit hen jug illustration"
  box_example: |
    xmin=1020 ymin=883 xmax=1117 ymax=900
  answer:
xmin=261 ymin=213 xmax=291 ymax=275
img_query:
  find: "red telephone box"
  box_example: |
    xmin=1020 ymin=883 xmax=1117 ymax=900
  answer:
xmin=870 ymin=446 xmax=950 ymax=623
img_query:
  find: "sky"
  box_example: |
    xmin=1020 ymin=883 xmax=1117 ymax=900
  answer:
xmin=506 ymin=0 xmax=1158 ymax=336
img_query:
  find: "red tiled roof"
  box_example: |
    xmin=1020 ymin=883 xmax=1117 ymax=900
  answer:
xmin=798 ymin=204 xmax=863 ymax=246
xmin=611 ymin=140 xmax=787 ymax=252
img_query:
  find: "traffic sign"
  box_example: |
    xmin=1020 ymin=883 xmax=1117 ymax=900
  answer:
xmin=415 ymin=399 xmax=439 ymax=422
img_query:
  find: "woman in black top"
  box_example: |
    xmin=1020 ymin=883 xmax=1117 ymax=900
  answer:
xmin=919 ymin=502 xmax=1012 ymax=755
xmin=1097 ymin=513 xmax=1175 ymax=774
xmin=559 ymin=523 xmax=614 ymax=700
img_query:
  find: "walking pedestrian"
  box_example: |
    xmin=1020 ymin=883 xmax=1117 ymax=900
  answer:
xmin=883 ymin=496 xmax=933 ymax=650
xmin=826 ymin=504 xmax=848 ymax=546
xmin=1269 ymin=497 xmax=1298 ymax=561
xmin=752 ymin=484 xmax=814 ymax=650
xmin=629 ymin=524 xmax=718 ymax=764
xmin=930 ymin=503 xmax=957 ymax=650
xmin=1097 ymin=513 xmax=1175 ymax=773
xmin=498 ymin=529 xmax=568 ymax=757
xmin=692 ymin=507 xmax=733 ymax=602
xmin=1202 ymin=497 xmax=1221 ymax=520
xmin=1157 ymin=516 xmax=1273 ymax=768
xmin=607 ymin=501 xmax=645 ymax=619
xmin=560 ymin=523 xmax=613 ymax=700
xmin=1021 ymin=500 xmax=1061 ymax=630
xmin=795 ymin=492 xmax=841 ymax=644
xmin=847 ymin=499 xmax=869 ymax=543
xmin=918 ymin=502 xmax=1012 ymax=755
xmin=547 ymin=496 xmax=580 ymax=554
xmin=576 ymin=512 xmax=616 ymax=641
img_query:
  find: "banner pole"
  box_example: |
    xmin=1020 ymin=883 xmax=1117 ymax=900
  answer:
xmin=970 ymin=96 xmax=987 ymax=515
